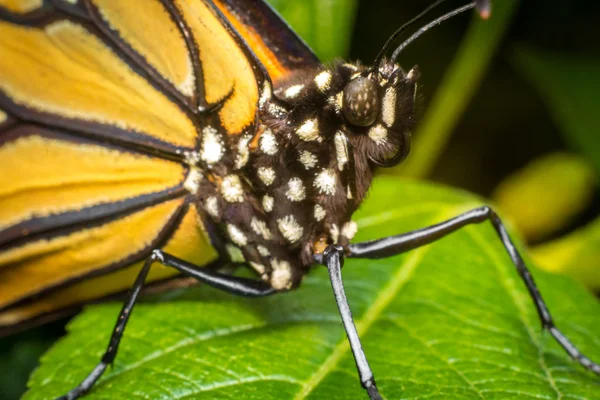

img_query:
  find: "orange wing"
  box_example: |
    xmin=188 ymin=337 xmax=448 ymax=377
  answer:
xmin=1 ymin=0 xmax=312 ymax=331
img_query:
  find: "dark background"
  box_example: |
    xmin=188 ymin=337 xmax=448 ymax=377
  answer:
xmin=353 ymin=0 xmax=598 ymax=196
xmin=2 ymin=0 xmax=598 ymax=398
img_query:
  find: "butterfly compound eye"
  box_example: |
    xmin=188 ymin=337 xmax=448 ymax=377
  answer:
xmin=342 ymin=77 xmax=380 ymax=127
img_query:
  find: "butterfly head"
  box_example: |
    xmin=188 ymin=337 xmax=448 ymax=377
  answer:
xmin=340 ymin=60 xmax=418 ymax=168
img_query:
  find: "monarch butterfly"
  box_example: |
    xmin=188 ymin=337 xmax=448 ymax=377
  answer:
xmin=0 ymin=0 xmax=598 ymax=399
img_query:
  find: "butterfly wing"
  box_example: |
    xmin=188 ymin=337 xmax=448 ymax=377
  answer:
xmin=0 ymin=0 xmax=314 ymax=331
xmin=213 ymin=0 xmax=321 ymax=84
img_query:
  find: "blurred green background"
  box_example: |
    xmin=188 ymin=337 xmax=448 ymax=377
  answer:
xmin=2 ymin=0 xmax=599 ymax=398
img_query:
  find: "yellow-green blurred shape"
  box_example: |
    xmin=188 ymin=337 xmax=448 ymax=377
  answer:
xmin=492 ymin=153 xmax=596 ymax=243
xmin=532 ymin=217 xmax=600 ymax=290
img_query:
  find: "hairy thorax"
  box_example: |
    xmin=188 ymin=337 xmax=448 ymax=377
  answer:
xmin=197 ymin=60 xmax=416 ymax=291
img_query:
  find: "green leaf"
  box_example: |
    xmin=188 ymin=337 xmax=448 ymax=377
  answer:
xmin=26 ymin=178 xmax=600 ymax=399
xmin=266 ymin=0 xmax=358 ymax=61
xmin=511 ymin=46 xmax=600 ymax=174
xmin=395 ymin=0 xmax=519 ymax=178
xmin=532 ymin=216 xmax=600 ymax=291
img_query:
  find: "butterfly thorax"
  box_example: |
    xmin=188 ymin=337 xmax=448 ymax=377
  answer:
xmin=200 ymin=60 xmax=417 ymax=291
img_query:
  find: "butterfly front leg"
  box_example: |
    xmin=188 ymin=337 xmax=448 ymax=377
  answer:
xmin=345 ymin=206 xmax=600 ymax=374
xmin=57 ymin=250 xmax=278 ymax=400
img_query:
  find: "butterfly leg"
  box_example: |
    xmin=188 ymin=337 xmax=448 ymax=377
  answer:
xmin=346 ymin=206 xmax=600 ymax=376
xmin=58 ymin=250 xmax=277 ymax=400
xmin=323 ymin=245 xmax=382 ymax=400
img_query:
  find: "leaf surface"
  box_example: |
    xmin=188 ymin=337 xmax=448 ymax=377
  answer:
xmin=25 ymin=178 xmax=600 ymax=399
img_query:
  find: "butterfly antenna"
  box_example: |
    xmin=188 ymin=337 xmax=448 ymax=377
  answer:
xmin=391 ymin=1 xmax=481 ymax=62
xmin=372 ymin=0 xmax=491 ymax=77
xmin=372 ymin=0 xmax=449 ymax=76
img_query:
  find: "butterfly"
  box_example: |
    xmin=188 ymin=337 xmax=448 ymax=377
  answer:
xmin=0 ymin=0 xmax=597 ymax=399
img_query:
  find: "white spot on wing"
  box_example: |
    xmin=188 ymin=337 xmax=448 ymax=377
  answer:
xmin=227 ymin=224 xmax=247 ymax=246
xmin=183 ymin=150 xmax=200 ymax=166
xmin=296 ymin=119 xmax=321 ymax=142
xmin=334 ymin=131 xmax=349 ymax=171
xmin=221 ymin=175 xmax=244 ymax=202
xmin=286 ymin=177 xmax=306 ymax=202
xmin=382 ymin=88 xmax=396 ymax=127
xmin=200 ymin=126 xmax=224 ymax=165
xmin=183 ymin=168 xmax=202 ymax=194
xmin=277 ymin=215 xmax=303 ymax=243
xmin=314 ymin=169 xmax=337 ymax=195
xmin=260 ymin=129 xmax=278 ymax=155
xmin=368 ymin=124 xmax=388 ymax=145
xmin=315 ymin=71 xmax=332 ymax=92
xmin=257 ymin=167 xmax=276 ymax=186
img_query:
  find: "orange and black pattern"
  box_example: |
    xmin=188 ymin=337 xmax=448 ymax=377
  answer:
xmin=0 ymin=0 xmax=416 ymax=332
xmin=0 ymin=0 xmax=321 ymax=330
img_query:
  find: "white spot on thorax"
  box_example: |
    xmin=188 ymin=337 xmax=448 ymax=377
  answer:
xmin=200 ymin=126 xmax=224 ymax=165
xmin=382 ymin=88 xmax=396 ymax=127
xmin=314 ymin=169 xmax=337 ymax=195
xmin=259 ymin=81 xmax=272 ymax=107
xmin=183 ymin=150 xmax=200 ymax=166
xmin=334 ymin=131 xmax=349 ymax=171
xmin=270 ymin=259 xmax=293 ymax=290
xmin=221 ymin=175 xmax=244 ymax=202
xmin=183 ymin=168 xmax=202 ymax=194
xmin=269 ymin=103 xmax=288 ymax=118
xmin=341 ymin=221 xmax=358 ymax=240
xmin=277 ymin=215 xmax=304 ymax=243
xmin=330 ymin=224 xmax=340 ymax=244
xmin=260 ymin=129 xmax=278 ymax=155
xmin=286 ymin=177 xmax=306 ymax=202
xmin=250 ymin=261 xmax=267 ymax=276
xmin=227 ymin=224 xmax=247 ymax=246
xmin=257 ymin=167 xmax=276 ymax=186
xmin=298 ymin=150 xmax=318 ymax=169
xmin=205 ymin=196 xmax=219 ymax=218
xmin=251 ymin=217 xmax=272 ymax=240
xmin=315 ymin=71 xmax=332 ymax=92
xmin=296 ymin=118 xmax=321 ymax=142
xmin=314 ymin=204 xmax=326 ymax=221
xmin=262 ymin=195 xmax=274 ymax=212
xmin=235 ymin=135 xmax=252 ymax=169
xmin=284 ymin=84 xmax=304 ymax=98
xmin=368 ymin=124 xmax=388 ymax=145
xmin=257 ymin=245 xmax=270 ymax=257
